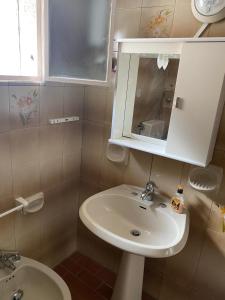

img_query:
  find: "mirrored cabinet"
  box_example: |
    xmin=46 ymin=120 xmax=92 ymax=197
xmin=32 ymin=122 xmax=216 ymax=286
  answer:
xmin=110 ymin=38 xmax=225 ymax=166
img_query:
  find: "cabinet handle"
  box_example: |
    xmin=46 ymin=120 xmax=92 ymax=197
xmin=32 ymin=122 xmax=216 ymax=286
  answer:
xmin=175 ymin=97 xmax=183 ymax=109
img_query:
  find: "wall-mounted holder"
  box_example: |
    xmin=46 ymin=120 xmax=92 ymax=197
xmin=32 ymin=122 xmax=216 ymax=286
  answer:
xmin=49 ymin=116 xmax=79 ymax=125
xmin=0 ymin=192 xmax=44 ymax=219
xmin=188 ymin=164 xmax=223 ymax=193
xmin=106 ymin=143 xmax=130 ymax=165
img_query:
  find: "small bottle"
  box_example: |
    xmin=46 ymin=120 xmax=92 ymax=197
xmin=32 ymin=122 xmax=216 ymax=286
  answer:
xmin=220 ymin=206 xmax=225 ymax=232
xmin=171 ymin=185 xmax=185 ymax=214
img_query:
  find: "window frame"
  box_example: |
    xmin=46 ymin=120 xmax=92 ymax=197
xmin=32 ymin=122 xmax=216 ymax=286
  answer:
xmin=43 ymin=0 xmax=116 ymax=86
xmin=0 ymin=0 xmax=43 ymax=83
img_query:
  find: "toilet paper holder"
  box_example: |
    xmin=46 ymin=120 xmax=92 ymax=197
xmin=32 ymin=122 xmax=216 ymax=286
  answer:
xmin=0 ymin=192 xmax=44 ymax=219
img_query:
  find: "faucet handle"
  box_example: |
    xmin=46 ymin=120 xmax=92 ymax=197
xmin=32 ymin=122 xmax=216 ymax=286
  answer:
xmin=0 ymin=250 xmax=21 ymax=261
xmin=145 ymin=181 xmax=156 ymax=192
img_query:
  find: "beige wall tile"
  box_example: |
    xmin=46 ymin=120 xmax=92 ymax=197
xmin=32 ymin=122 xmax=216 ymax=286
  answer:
xmin=81 ymin=122 xmax=104 ymax=184
xmin=40 ymin=125 xmax=63 ymax=161
xmin=61 ymin=180 xmax=79 ymax=215
xmin=150 ymin=156 xmax=183 ymax=197
xmin=0 ymin=86 xmax=10 ymax=132
xmin=114 ymin=8 xmax=141 ymax=39
xmin=40 ymin=85 xmax=64 ymax=125
xmin=84 ymin=86 xmax=107 ymax=123
xmin=117 ymin=0 xmax=142 ymax=8
xmin=62 ymin=123 xmax=82 ymax=156
xmin=79 ymin=180 xmax=101 ymax=207
xmin=12 ymin=161 xmax=40 ymax=198
xmin=192 ymin=229 xmax=225 ymax=299
xmin=159 ymin=278 xmax=190 ymax=300
xmin=42 ymin=185 xmax=64 ymax=219
xmin=163 ymin=225 xmax=206 ymax=289
xmin=143 ymin=267 xmax=164 ymax=299
xmin=142 ymin=0 xmax=175 ymax=7
xmin=63 ymin=85 xmax=84 ymax=119
xmin=11 ymin=127 xmax=39 ymax=168
xmin=10 ymin=86 xmax=40 ymax=128
xmin=15 ymin=212 xmax=42 ymax=258
xmin=139 ymin=6 xmax=174 ymax=37
xmin=207 ymin=202 xmax=223 ymax=233
xmin=63 ymin=153 xmax=81 ymax=182
xmin=170 ymin=2 xmax=201 ymax=37
xmin=123 ymin=150 xmax=152 ymax=187
xmin=208 ymin=19 xmax=225 ymax=37
xmin=0 ymin=133 xmax=13 ymax=199
xmin=0 ymin=215 xmax=16 ymax=250
xmin=99 ymin=126 xmax=125 ymax=187
xmin=40 ymin=157 xmax=62 ymax=190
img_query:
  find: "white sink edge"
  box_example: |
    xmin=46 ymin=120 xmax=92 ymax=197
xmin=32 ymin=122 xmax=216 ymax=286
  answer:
xmin=79 ymin=184 xmax=189 ymax=258
xmin=79 ymin=198 xmax=190 ymax=258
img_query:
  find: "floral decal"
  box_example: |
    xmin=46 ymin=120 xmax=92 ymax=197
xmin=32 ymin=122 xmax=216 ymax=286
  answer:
xmin=11 ymin=89 xmax=39 ymax=126
xmin=145 ymin=9 xmax=173 ymax=38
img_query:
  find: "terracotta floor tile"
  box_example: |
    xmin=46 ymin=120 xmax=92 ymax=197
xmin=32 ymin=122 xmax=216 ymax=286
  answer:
xmin=96 ymin=283 xmax=113 ymax=300
xmin=96 ymin=267 xmax=116 ymax=287
xmin=62 ymin=257 xmax=83 ymax=275
xmin=142 ymin=291 xmax=157 ymax=300
xmin=78 ymin=269 xmax=102 ymax=290
xmin=63 ymin=273 xmax=105 ymax=300
xmin=77 ymin=256 xmax=103 ymax=274
xmin=54 ymin=264 xmax=69 ymax=278
xmin=55 ymin=252 xmax=157 ymax=300
xmin=69 ymin=252 xmax=83 ymax=263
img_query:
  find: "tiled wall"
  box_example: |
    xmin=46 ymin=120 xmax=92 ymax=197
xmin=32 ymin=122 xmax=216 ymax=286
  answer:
xmin=0 ymin=83 xmax=83 ymax=267
xmin=79 ymin=1 xmax=225 ymax=299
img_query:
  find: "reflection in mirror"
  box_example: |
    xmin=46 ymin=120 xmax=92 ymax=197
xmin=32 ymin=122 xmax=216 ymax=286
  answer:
xmin=132 ymin=54 xmax=180 ymax=141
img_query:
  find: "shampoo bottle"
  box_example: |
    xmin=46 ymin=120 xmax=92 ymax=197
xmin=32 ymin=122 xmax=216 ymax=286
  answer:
xmin=171 ymin=185 xmax=185 ymax=214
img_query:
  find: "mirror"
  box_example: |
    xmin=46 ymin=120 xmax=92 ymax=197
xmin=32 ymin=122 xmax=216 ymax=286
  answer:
xmin=131 ymin=54 xmax=180 ymax=141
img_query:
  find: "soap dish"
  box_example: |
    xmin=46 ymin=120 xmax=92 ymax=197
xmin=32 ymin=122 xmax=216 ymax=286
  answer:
xmin=188 ymin=165 xmax=223 ymax=192
xmin=106 ymin=143 xmax=129 ymax=165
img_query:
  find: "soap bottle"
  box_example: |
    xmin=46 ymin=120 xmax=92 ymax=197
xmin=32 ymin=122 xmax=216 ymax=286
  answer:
xmin=220 ymin=206 xmax=225 ymax=232
xmin=171 ymin=185 xmax=185 ymax=214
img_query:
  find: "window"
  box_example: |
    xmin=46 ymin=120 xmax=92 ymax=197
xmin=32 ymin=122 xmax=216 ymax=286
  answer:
xmin=46 ymin=0 xmax=114 ymax=85
xmin=0 ymin=0 xmax=115 ymax=84
xmin=0 ymin=0 xmax=40 ymax=80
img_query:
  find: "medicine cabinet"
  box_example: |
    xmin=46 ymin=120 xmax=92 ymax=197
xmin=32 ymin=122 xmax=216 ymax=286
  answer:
xmin=110 ymin=38 xmax=225 ymax=167
xmin=44 ymin=0 xmax=115 ymax=85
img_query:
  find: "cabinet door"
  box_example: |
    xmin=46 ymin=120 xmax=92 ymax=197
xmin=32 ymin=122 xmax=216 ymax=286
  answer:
xmin=166 ymin=42 xmax=225 ymax=166
xmin=44 ymin=0 xmax=115 ymax=85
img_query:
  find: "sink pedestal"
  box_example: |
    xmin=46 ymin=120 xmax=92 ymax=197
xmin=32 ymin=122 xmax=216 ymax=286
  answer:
xmin=111 ymin=252 xmax=145 ymax=300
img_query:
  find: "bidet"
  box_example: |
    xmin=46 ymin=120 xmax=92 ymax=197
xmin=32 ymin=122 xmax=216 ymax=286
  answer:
xmin=0 ymin=255 xmax=71 ymax=300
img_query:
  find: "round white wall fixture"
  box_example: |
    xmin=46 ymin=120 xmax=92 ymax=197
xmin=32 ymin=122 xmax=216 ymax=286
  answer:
xmin=192 ymin=0 xmax=225 ymax=23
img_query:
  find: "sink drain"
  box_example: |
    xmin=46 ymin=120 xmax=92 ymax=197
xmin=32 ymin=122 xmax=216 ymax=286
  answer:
xmin=130 ymin=229 xmax=141 ymax=237
xmin=159 ymin=203 xmax=167 ymax=208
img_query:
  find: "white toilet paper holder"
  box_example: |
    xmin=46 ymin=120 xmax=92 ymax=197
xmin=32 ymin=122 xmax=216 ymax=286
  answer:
xmin=0 ymin=192 xmax=44 ymax=219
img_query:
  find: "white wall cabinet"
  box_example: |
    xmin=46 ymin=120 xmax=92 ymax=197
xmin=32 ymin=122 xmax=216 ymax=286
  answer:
xmin=110 ymin=38 xmax=225 ymax=167
xmin=44 ymin=0 xmax=115 ymax=85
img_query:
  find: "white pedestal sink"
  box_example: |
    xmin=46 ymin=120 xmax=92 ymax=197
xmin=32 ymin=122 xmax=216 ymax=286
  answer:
xmin=79 ymin=184 xmax=189 ymax=300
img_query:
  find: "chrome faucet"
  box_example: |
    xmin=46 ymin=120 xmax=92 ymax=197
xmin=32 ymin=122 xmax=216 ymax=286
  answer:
xmin=0 ymin=251 xmax=21 ymax=271
xmin=140 ymin=182 xmax=155 ymax=202
xmin=12 ymin=289 xmax=24 ymax=300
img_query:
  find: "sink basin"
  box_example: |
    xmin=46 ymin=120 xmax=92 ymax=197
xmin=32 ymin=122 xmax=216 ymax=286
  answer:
xmin=79 ymin=184 xmax=189 ymax=300
xmin=79 ymin=184 xmax=189 ymax=258
xmin=0 ymin=256 xmax=71 ymax=300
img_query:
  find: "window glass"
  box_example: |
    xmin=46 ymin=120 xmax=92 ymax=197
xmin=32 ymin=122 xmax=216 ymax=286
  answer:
xmin=0 ymin=0 xmax=38 ymax=78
